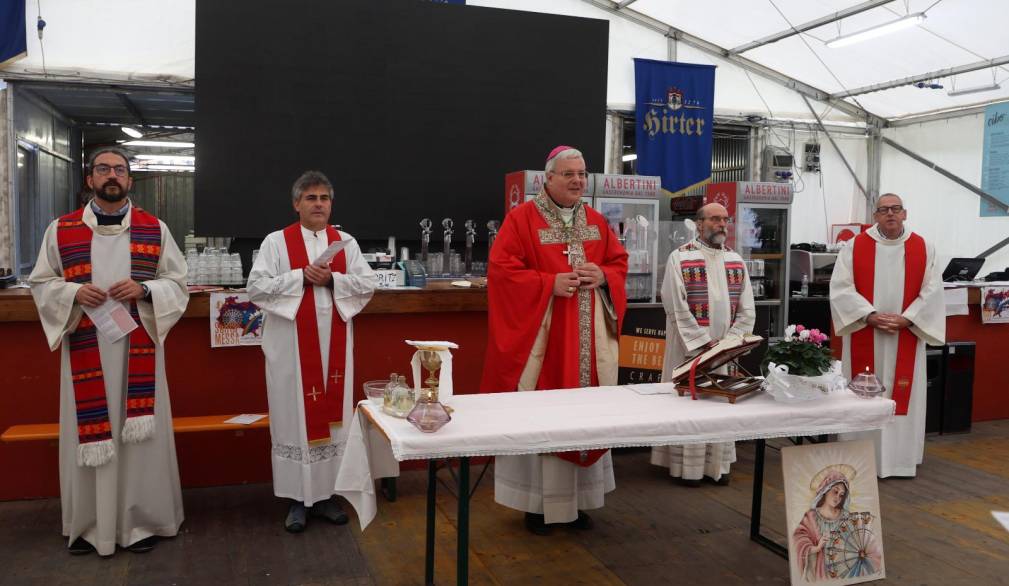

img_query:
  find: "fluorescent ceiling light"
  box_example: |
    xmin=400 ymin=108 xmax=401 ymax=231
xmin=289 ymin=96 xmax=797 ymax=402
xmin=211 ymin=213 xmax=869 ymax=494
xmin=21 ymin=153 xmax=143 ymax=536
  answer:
xmin=121 ymin=126 xmax=144 ymax=138
xmin=134 ymin=154 xmax=195 ymax=162
xmin=135 ymin=164 xmax=195 ymax=172
xmin=947 ymin=83 xmax=1001 ymax=97
xmin=622 ymin=153 xmax=637 ymax=162
xmin=826 ymin=13 xmax=925 ymax=49
xmin=122 ymin=140 xmax=195 ymax=148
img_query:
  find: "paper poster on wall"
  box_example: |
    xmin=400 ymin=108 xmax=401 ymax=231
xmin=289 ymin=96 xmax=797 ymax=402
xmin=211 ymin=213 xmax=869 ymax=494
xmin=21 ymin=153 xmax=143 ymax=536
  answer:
xmin=981 ymin=101 xmax=1009 ymax=217
xmin=617 ymin=307 xmax=667 ymax=384
xmin=980 ymin=286 xmax=1009 ymax=323
xmin=783 ymin=439 xmax=885 ymax=585
xmin=210 ymin=292 xmax=266 ymax=347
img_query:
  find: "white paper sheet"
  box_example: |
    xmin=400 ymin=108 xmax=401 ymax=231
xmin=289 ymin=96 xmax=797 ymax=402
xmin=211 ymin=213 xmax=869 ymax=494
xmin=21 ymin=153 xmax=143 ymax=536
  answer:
xmin=943 ymin=287 xmax=970 ymax=316
xmin=992 ymin=511 xmax=1009 ymax=533
xmin=82 ymin=299 xmax=138 ymax=343
xmin=314 ymin=237 xmax=355 ymax=267
xmin=223 ymin=414 xmax=267 ymax=425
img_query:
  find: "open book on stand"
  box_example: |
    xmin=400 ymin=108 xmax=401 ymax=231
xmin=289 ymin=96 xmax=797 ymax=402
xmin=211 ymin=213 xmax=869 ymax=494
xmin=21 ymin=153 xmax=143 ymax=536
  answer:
xmin=670 ymin=334 xmax=765 ymax=403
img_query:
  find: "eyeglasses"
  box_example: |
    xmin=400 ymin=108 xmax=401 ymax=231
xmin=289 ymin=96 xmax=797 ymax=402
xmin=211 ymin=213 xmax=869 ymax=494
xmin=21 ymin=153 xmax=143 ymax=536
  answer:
xmin=554 ymin=171 xmax=588 ymax=180
xmin=874 ymin=205 xmax=904 ymax=215
xmin=93 ymin=164 xmax=128 ymax=177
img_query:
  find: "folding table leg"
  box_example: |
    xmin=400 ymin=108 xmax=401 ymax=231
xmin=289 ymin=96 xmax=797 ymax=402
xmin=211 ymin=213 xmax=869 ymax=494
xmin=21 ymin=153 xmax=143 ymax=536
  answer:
xmin=749 ymin=439 xmax=788 ymax=558
xmin=426 ymin=460 xmax=437 ymax=586
xmin=381 ymin=477 xmax=398 ymax=502
xmin=457 ymin=457 xmax=470 ymax=586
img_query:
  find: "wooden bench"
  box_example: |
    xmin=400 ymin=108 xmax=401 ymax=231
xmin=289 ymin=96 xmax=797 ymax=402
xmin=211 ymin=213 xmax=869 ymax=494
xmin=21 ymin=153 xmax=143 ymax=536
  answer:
xmin=1 ymin=414 xmax=270 ymax=443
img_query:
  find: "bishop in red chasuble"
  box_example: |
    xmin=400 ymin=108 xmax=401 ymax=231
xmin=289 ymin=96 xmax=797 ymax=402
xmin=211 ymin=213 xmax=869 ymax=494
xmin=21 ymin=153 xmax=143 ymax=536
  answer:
xmin=482 ymin=147 xmax=628 ymax=534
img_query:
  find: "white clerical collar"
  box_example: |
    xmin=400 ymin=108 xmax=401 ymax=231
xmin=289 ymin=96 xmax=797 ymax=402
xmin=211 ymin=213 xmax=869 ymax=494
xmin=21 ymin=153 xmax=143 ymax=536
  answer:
xmin=870 ymin=223 xmax=907 ymax=244
xmin=541 ymin=191 xmax=581 ymax=226
xmin=300 ymin=224 xmax=328 ymax=238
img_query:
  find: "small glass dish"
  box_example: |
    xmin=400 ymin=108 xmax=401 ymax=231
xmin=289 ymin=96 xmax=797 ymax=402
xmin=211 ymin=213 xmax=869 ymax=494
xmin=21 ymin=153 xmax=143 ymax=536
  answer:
xmin=363 ymin=380 xmax=389 ymax=406
xmin=848 ymin=369 xmax=886 ymax=399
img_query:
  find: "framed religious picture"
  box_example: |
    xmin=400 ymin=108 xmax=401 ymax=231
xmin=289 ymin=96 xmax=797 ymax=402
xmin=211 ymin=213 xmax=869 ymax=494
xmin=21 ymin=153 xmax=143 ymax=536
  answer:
xmin=782 ymin=439 xmax=885 ymax=585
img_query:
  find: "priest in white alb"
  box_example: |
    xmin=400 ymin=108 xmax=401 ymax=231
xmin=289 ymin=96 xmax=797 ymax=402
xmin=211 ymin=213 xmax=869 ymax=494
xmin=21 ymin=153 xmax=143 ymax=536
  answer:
xmin=830 ymin=193 xmax=944 ymax=478
xmin=248 ymin=170 xmax=378 ymax=532
xmin=651 ymin=202 xmax=755 ymax=486
xmin=29 ymin=147 xmax=189 ymax=556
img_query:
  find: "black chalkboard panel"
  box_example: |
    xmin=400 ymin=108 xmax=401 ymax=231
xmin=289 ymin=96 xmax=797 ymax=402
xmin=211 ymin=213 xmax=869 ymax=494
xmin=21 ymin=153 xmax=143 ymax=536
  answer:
xmin=195 ymin=0 xmax=608 ymax=240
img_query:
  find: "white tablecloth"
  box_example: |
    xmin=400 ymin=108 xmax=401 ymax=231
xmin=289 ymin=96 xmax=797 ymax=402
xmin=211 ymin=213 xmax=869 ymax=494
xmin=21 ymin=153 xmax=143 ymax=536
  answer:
xmin=334 ymin=384 xmax=895 ymax=529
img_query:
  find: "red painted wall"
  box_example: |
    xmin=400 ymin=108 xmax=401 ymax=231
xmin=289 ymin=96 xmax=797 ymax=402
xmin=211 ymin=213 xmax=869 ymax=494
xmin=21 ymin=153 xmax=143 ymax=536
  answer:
xmin=1 ymin=312 xmax=488 ymax=501
xmin=946 ymin=307 xmax=1009 ymax=421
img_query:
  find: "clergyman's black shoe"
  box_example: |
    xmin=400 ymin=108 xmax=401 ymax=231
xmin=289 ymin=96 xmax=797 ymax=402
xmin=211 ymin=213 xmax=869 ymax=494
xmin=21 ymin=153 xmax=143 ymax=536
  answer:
xmin=285 ymin=501 xmax=307 ymax=533
xmin=68 ymin=537 xmax=95 ymax=555
xmin=524 ymin=512 xmax=551 ymax=536
xmin=569 ymin=511 xmax=594 ymax=530
xmin=127 ymin=536 xmax=158 ymax=553
xmin=310 ymin=497 xmax=349 ymax=525
xmin=676 ymin=477 xmax=702 ymax=487
xmin=711 ymin=473 xmax=731 ymax=486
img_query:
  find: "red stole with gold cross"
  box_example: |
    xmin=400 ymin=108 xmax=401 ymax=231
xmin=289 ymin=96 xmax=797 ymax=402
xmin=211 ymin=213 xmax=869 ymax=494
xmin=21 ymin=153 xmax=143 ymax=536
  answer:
xmin=282 ymin=223 xmax=348 ymax=444
xmin=851 ymin=231 xmax=926 ymax=416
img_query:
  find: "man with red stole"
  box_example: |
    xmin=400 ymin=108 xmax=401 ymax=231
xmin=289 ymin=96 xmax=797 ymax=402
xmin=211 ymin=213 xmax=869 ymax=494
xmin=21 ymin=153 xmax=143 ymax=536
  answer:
xmin=248 ymin=171 xmax=377 ymax=532
xmin=830 ymin=193 xmax=944 ymax=477
xmin=30 ymin=147 xmax=189 ymax=556
xmin=482 ymin=146 xmax=628 ymax=535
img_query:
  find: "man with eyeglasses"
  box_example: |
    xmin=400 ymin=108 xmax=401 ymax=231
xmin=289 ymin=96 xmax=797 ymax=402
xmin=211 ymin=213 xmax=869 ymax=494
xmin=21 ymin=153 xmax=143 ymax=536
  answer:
xmin=651 ymin=202 xmax=755 ymax=487
xmin=830 ymin=193 xmax=945 ymax=478
xmin=247 ymin=170 xmax=377 ymax=533
xmin=482 ymin=146 xmax=628 ymax=535
xmin=28 ymin=147 xmax=190 ymax=556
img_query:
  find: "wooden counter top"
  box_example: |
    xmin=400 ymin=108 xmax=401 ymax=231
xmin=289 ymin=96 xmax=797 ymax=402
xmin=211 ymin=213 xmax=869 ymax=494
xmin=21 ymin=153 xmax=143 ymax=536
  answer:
xmin=0 ymin=281 xmax=488 ymax=322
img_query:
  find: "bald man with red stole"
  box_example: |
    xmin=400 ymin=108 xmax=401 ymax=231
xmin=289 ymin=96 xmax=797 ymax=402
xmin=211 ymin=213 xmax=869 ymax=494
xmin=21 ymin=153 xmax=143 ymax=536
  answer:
xmin=830 ymin=193 xmax=944 ymax=478
xmin=482 ymin=146 xmax=628 ymax=535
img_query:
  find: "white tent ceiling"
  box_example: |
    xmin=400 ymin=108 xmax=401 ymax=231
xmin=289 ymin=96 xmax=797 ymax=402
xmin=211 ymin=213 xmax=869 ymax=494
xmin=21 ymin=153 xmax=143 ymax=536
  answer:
xmin=1 ymin=0 xmax=1006 ymax=124
xmin=627 ymin=0 xmax=1009 ymax=122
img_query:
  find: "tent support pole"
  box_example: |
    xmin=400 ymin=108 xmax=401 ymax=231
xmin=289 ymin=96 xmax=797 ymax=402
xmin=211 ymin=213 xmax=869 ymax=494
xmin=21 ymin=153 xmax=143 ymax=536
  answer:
xmin=801 ymin=95 xmax=870 ymax=204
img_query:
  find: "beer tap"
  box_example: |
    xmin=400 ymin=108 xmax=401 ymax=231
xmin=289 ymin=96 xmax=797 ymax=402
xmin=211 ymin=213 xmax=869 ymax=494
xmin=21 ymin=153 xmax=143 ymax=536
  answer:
xmin=441 ymin=218 xmax=454 ymax=275
xmin=464 ymin=219 xmax=476 ymax=275
xmin=487 ymin=220 xmax=500 ymax=253
xmin=419 ymin=218 xmax=432 ymax=264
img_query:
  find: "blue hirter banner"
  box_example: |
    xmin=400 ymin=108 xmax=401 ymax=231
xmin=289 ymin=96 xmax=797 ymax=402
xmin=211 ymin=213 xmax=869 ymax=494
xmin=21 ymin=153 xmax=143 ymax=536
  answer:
xmin=0 ymin=1 xmax=27 ymax=67
xmin=634 ymin=59 xmax=715 ymax=197
xmin=981 ymin=101 xmax=1009 ymax=217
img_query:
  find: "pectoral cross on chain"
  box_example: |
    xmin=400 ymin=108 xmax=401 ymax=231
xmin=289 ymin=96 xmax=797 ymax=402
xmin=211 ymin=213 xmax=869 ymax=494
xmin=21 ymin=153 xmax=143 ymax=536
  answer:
xmin=307 ymin=386 xmax=322 ymax=402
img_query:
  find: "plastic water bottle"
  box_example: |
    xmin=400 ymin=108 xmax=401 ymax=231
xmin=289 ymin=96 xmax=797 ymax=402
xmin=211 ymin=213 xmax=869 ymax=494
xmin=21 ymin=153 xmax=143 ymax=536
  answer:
xmin=800 ymin=274 xmax=809 ymax=297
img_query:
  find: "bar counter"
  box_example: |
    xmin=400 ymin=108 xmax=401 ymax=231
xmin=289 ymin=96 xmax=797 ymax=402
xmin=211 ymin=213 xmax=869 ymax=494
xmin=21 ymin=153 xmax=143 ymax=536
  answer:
xmin=0 ymin=284 xmax=489 ymax=500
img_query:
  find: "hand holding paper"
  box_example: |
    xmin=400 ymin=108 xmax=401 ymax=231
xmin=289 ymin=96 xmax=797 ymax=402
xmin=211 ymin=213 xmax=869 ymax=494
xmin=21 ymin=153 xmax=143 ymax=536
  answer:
xmin=82 ymin=299 xmax=138 ymax=343
xmin=314 ymin=237 xmax=355 ymax=267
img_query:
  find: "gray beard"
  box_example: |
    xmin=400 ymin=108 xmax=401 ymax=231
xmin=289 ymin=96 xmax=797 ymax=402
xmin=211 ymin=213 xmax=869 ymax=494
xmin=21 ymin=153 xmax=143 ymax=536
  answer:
xmin=703 ymin=231 xmax=726 ymax=247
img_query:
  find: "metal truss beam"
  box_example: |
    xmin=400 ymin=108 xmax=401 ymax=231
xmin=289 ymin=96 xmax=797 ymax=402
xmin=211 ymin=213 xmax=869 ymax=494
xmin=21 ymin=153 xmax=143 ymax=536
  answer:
xmin=580 ymin=0 xmax=884 ymax=127
xmin=729 ymin=0 xmax=894 ymax=55
xmin=881 ymin=136 xmax=1009 ymax=214
xmin=832 ymin=55 xmax=1009 ymax=99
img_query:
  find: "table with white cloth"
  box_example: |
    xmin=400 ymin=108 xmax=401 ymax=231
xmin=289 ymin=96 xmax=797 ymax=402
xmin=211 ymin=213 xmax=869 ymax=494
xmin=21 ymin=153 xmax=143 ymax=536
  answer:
xmin=334 ymin=384 xmax=895 ymax=586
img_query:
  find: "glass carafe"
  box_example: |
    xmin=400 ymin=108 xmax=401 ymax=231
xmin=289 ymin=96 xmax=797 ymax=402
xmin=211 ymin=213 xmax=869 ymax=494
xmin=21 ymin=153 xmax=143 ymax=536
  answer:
xmin=384 ymin=375 xmax=415 ymax=418
xmin=407 ymin=386 xmax=452 ymax=433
